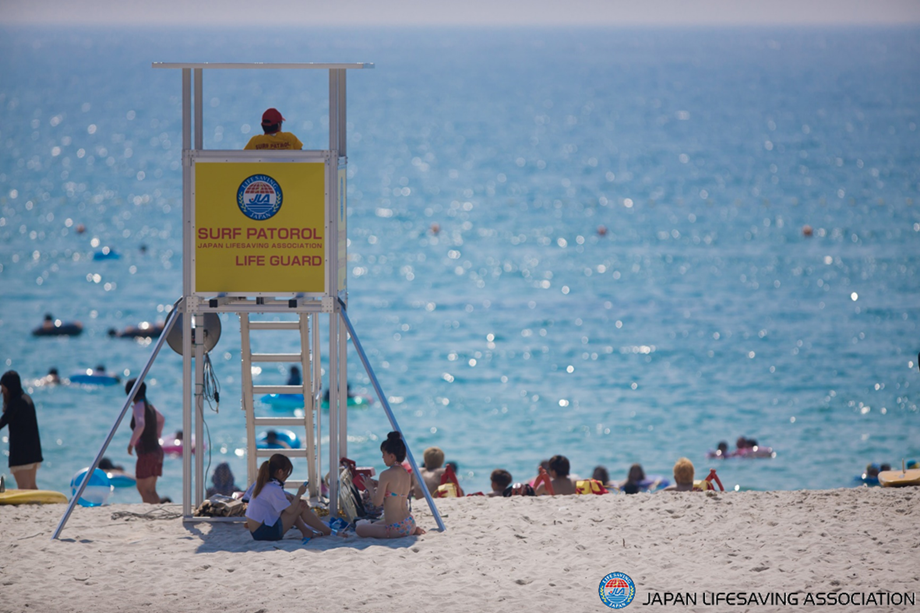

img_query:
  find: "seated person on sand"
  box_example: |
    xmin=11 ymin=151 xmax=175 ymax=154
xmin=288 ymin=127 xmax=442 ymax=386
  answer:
xmin=489 ymin=469 xmax=513 ymax=497
xmin=356 ymin=432 xmax=426 ymax=538
xmin=244 ymin=454 xmax=332 ymax=541
xmin=244 ymin=108 xmax=303 ymax=151
xmin=663 ymin=457 xmax=695 ymax=492
xmin=414 ymin=446 xmax=446 ymax=499
xmin=206 ymin=462 xmax=240 ymax=498
xmin=592 ymin=465 xmax=612 ymax=489
xmin=535 ymin=454 xmax=577 ymax=496
xmin=621 ymin=464 xmax=647 ymax=494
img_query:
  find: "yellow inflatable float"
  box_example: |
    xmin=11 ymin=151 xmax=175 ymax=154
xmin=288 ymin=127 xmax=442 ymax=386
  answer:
xmin=878 ymin=461 xmax=920 ymax=488
xmin=0 ymin=489 xmax=68 ymax=505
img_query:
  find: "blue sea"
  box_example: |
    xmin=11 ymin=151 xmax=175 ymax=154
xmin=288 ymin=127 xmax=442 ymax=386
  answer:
xmin=1 ymin=26 xmax=918 ymax=503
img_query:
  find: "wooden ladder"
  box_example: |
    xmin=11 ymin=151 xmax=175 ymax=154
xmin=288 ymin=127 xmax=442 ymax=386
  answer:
xmin=239 ymin=313 xmax=321 ymax=498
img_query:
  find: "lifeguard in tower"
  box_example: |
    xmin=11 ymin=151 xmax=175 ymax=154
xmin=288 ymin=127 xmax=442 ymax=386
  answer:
xmin=244 ymin=108 xmax=303 ymax=150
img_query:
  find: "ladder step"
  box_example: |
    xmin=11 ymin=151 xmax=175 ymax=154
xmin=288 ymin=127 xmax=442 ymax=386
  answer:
xmin=251 ymin=353 xmax=304 ymax=363
xmin=249 ymin=321 xmax=301 ymax=331
xmin=254 ymin=385 xmax=304 ymax=395
xmin=253 ymin=417 xmax=310 ymax=427
xmin=255 ymin=448 xmax=309 ymax=459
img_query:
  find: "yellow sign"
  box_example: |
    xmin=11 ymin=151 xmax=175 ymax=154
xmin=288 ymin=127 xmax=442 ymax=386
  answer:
xmin=194 ymin=161 xmax=326 ymax=294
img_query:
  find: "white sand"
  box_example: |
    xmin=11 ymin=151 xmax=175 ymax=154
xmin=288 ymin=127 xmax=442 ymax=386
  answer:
xmin=2 ymin=487 xmax=918 ymax=612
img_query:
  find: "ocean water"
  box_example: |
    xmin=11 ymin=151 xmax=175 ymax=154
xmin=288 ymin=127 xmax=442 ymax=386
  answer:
xmin=1 ymin=26 xmax=918 ymax=502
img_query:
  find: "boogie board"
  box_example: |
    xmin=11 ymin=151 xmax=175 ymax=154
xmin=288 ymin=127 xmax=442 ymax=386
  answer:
xmin=878 ymin=468 xmax=920 ymax=488
xmin=0 ymin=489 xmax=68 ymax=505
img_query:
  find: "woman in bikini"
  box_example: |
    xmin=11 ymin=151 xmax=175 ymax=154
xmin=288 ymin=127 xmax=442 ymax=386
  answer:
xmin=356 ymin=431 xmax=426 ymax=538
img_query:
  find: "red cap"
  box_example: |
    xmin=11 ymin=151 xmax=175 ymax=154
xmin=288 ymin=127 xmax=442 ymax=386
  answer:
xmin=261 ymin=108 xmax=285 ymax=124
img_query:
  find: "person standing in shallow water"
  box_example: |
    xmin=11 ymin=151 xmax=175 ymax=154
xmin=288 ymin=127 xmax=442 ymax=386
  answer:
xmin=0 ymin=371 xmax=43 ymax=489
xmin=126 ymin=379 xmax=165 ymax=503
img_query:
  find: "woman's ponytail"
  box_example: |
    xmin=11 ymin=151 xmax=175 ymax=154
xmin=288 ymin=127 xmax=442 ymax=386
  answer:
xmin=253 ymin=460 xmax=272 ymax=500
xmin=252 ymin=454 xmax=293 ymax=500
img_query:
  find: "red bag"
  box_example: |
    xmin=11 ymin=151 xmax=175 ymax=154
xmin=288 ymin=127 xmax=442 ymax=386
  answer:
xmin=436 ymin=464 xmax=464 ymax=498
xmin=340 ymin=457 xmax=374 ymax=491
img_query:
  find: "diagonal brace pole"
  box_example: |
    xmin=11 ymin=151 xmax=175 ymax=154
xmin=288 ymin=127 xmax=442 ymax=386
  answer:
xmin=337 ymin=298 xmax=445 ymax=531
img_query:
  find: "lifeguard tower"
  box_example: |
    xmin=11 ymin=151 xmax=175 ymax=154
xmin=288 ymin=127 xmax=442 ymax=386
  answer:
xmin=54 ymin=63 xmax=444 ymax=538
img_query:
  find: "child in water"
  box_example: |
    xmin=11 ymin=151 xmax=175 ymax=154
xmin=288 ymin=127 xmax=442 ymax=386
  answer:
xmin=356 ymin=432 xmax=426 ymax=538
xmin=245 ymin=454 xmax=331 ymax=541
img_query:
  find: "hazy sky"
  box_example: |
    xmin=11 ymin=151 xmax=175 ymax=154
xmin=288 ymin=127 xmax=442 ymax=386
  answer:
xmin=2 ymin=0 xmax=920 ymax=27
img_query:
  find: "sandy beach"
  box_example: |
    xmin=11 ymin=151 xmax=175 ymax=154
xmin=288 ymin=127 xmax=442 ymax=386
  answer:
xmin=1 ymin=487 xmax=917 ymax=612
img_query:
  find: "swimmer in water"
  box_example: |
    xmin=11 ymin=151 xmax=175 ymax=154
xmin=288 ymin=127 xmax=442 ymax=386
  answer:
xmin=37 ymin=368 xmax=62 ymax=386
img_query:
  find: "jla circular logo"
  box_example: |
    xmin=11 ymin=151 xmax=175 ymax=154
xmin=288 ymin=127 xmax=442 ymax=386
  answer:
xmin=237 ymin=174 xmax=283 ymax=220
xmin=599 ymin=572 xmax=636 ymax=609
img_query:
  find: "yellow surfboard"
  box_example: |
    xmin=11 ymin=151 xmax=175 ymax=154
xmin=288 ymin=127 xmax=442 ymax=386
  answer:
xmin=0 ymin=489 xmax=69 ymax=505
xmin=878 ymin=469 xmax=920 ymax=488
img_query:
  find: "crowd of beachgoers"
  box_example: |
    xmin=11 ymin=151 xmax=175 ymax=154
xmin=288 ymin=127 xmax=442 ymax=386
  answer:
xmin=414 ymin=447 xmax=700 ymax=498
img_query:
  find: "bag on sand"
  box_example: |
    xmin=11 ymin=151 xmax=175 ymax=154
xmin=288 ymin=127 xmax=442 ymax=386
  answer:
xmin=436 ymin=464 xmax=463 ymax=498
xmin=195 ymin=495 xmax=246 ymax=517
xmin=502 ymin=482 xmax=536 ymax=497
xmin=328 ymin=464 xmax=368 ymax=522
xmin=575 ymin=479 xmax=608 ymax=495
xmin=693 ymin=468 xmax=725 ymax=492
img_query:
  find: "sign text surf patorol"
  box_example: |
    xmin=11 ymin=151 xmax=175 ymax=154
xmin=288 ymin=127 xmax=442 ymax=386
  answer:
xmin=194 ymin=161 xmax=326 ymax=294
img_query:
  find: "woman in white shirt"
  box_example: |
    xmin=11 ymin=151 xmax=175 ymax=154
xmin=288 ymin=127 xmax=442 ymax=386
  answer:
xmin=245 ymin=454 xmax=331 ymax=541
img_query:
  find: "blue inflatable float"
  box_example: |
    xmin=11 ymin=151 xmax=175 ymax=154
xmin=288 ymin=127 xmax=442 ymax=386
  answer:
xmin=92 ymin=247 xmax=121 ymax=260
xmin=106 ymin=472 xmax=137 ymax=488
xmin=256 ymin=429 xmax=301 ymax=449
xmin=259 ymin=393 xmax=372 ymax=410
xmin=70 ymin=367 xmax=121 ymax=386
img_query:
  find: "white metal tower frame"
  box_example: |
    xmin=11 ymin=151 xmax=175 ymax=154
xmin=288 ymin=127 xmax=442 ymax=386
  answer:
xmin=54 ymin=62 xmax=447 ymax=539
xmin=153 ymin=62 xmax=366 ymax=519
